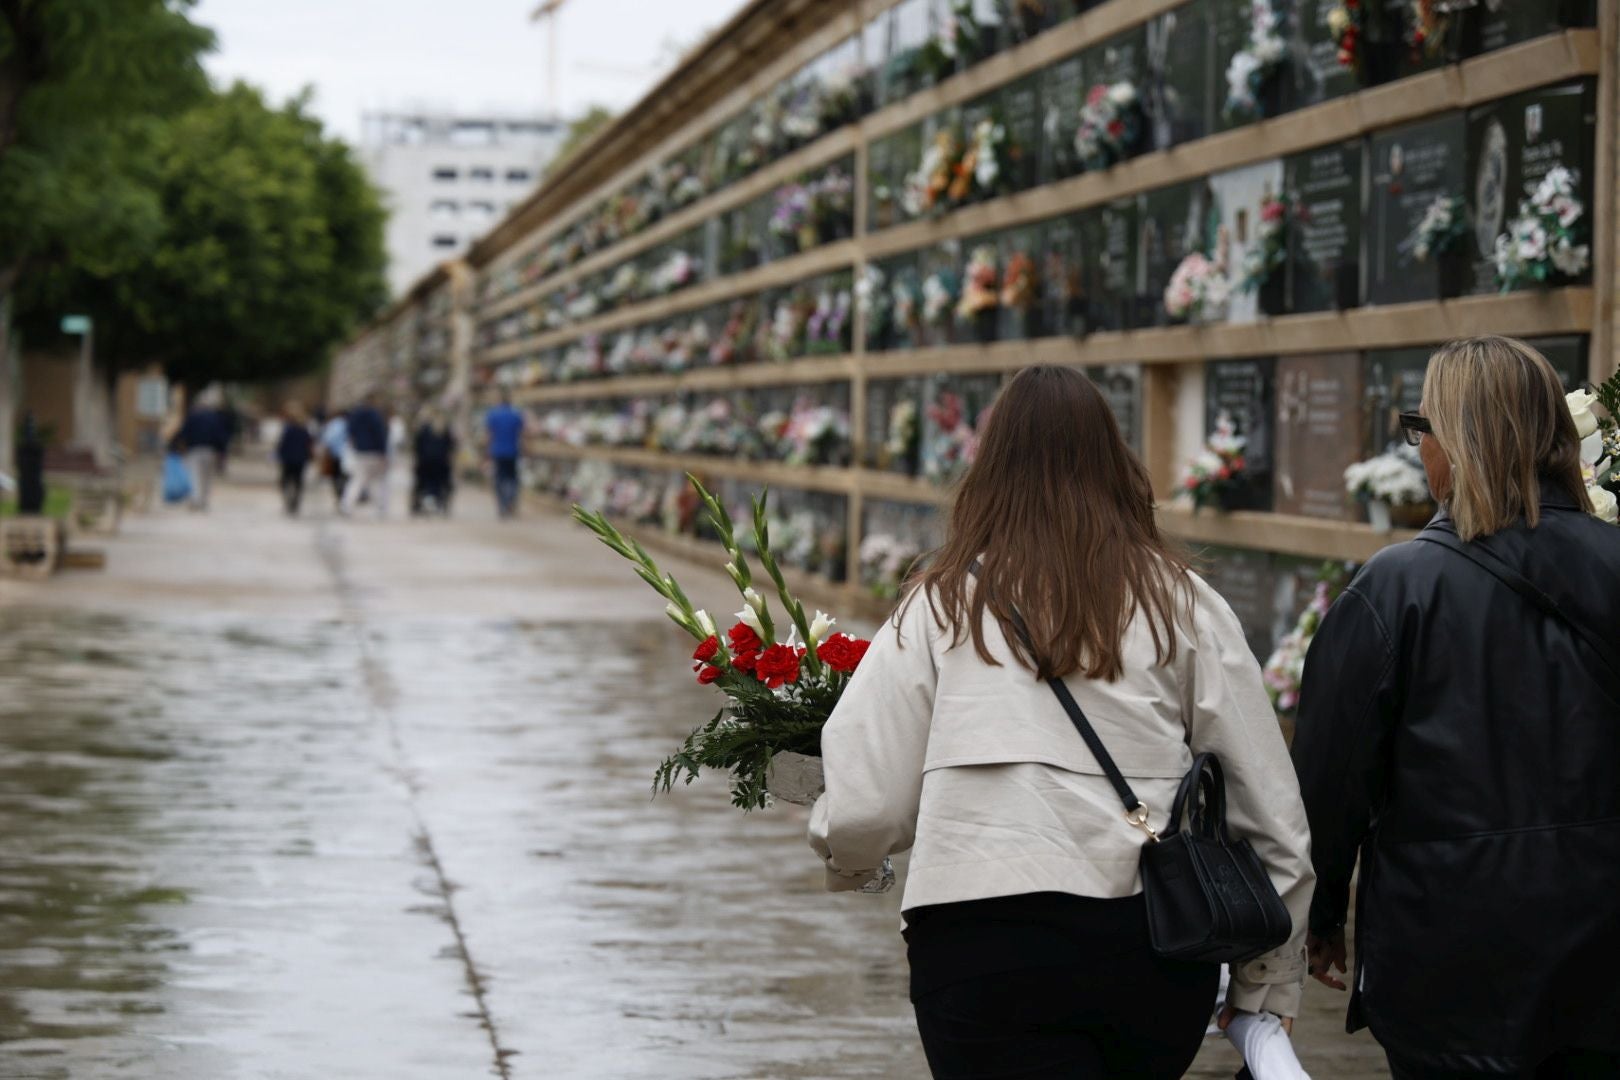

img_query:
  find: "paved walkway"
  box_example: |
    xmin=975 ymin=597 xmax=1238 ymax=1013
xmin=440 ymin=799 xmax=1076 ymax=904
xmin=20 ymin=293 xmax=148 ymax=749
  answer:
xmin=0 ymin=462 xmax=1389 ymax=1078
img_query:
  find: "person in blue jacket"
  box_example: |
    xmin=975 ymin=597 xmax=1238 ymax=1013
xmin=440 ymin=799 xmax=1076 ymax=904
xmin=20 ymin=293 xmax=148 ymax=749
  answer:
xmin=274 ymin=402 xmax=314 ymax=516
xmin=485 ymin=389 xmax=526 ymax=519
xmin=342 ymin=394 xmax=391 ymax=518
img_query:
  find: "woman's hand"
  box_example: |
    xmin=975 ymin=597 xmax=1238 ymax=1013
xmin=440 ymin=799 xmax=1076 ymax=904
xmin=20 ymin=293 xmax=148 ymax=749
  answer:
xmin=1216 ymin=1006 xmax=1293 ymax=1036
xmin=1307 ymin=928 xmax=1349 ymax=991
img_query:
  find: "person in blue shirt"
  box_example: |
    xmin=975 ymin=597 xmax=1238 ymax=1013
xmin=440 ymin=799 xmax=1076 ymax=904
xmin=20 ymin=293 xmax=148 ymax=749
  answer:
xmin=319 ymin=409 xmax=350 ymax=507
xmin=484 ymin=389 xmax=526 ymax=519
xmin=274 ymin=401 xmax=315 ymax=516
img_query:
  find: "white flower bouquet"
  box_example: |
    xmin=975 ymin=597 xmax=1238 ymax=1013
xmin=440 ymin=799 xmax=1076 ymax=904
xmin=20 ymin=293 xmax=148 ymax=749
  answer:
xmin=1493 ymin=166 xmax=1590 ymax=291
xmin=1224 ymin=0 xmax=1287 ymax=121
xmin=1164 ymin=251 xmax=1231 ymax=323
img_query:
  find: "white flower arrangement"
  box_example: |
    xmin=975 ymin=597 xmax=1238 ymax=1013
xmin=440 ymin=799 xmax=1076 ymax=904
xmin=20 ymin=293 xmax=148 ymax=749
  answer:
xmin=922 ymin=271 xmax=956 ymax=326
xmin=1402 ymin=194 xmax=1469 ymax=262
xmin=1343 ymin=449 xmax=1430 ymax=506
xmin=1568 ymin=388 xmax=1619 ymax=524
xmin=649 ymin=250 xmax=700 ymax=295
xmin=902 ymin=139 xmax=948 ymax=218
xmin=969 ymin=118 xmax=1006 ymax=192
xmin=1224 ymin=0 xmax=1287 ymax=121
xmin=1074 ymin=81 xmax=1141 ymax=170
xmin=859 ymin=532 xmax=923 ymax=599
xmin=1163 ymin=252 xmax=1231 ymax=322
xmin=564 ymin=291 xmax=601 ymax=323
xmin=885 ymin=399 xmax=919 ymax=462
xmin=1493 ymin=166 xmax=1590 ymax=290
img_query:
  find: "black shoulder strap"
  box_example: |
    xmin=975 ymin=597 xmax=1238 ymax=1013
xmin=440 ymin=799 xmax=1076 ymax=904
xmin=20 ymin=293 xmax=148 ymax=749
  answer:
xmin=969 ymin=562 xmax=1144 ymax=815
xmin=1414 ymin=532 xmax=1620 ymax=683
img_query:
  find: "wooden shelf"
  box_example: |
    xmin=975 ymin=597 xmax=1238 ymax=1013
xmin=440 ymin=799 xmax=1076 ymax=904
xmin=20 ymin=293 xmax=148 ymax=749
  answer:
xmin=1157 ymin=506 xmax=1420 ymax=563
xmin=528 ymin=439 xmax=862 ymax=496
xmin=472 ymin=30 xmax=1597 ymax=369
xmin=512 ymin=354 xmax=858 ymax=404
xmin=480 ymin=240 xmax=860 ymax=365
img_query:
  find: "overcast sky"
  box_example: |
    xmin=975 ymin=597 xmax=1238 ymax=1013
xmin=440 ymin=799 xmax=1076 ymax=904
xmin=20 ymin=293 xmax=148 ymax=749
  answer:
xmin=190 ymin=0 xmax=748 ymax=143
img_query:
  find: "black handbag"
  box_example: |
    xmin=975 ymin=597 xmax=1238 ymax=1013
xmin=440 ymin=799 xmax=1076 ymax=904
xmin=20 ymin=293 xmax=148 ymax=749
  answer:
xmin=980 ymin=566 xmax=1293 ymax=964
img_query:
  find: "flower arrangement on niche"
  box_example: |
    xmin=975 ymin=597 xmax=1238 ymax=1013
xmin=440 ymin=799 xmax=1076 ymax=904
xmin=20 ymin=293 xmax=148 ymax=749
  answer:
xmin=1344 ymin=447 xmax=1432 ymax=531
xmin=1492 ymin=166 xmax=1590 ymax=291
xmin=1262 ymin=563 xmax=1355 ymax=718
xmin=1180 ymin=412 xmax=1249 ymax=511
xmin=1240 ymin=192 xmax=1293 ymax=295
xmin=1224 ymin=0 xmax=1287 ymax=122
xmin=1569 ymin=379 xmax=1620 ymax=525
xmin=1164 ymin=251 xmax=1231 ymax=324
xmin=957 ymin=245 xmax=1001 ymax=341
xmin=1328 ymin=0 xmax=1363 ymax=70
xmin=1402 ymin=194 xmax=1469 ymax=263
xmin=1074 ymin=81 xmax=1143 ymax=172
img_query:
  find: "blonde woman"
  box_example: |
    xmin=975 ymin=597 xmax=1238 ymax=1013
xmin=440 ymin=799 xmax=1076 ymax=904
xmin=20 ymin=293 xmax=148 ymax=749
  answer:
xmin=1294 ymin=336 xmax=1620 ymax=1078
xmin=811 ymin=366 xmax=1313 ymax=1079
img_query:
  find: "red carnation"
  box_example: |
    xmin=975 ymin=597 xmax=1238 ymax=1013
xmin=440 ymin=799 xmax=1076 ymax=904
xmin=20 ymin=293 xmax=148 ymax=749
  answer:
xmin=692 ymin=635 xmax=719 ymax=663
xmin=727 ymin=622 xmax=762 ymax=655
xmin=755 ymin=644 xmax=805 ymax=689
xmin=817 ymin=635 xmax=871 ymax=674
xmin=696 ymin=665 xmax=723 ymax=685
xmin=731 ymin=649 xmax=759 ymax=675
xmin=1107 ymin=119 xmax=1125 ymax=138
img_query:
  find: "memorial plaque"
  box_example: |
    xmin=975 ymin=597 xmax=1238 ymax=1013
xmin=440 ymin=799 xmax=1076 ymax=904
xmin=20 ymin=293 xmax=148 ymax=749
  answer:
xmin=1206 ymin=357 xmax=1277 ymax=511
xmin=1472 ymin=0 xmax=1594 ymax=56
xmin=1286 ymin=141 xmax=1363 ymax=313
xmin=1043 ymin=214 xmax=1088 ymax=337
xmin=1002 ymin=75 xmax=1043 ymax=193
xmin=1210 ymin=159 xmax=1286 ymax=324
xmin=1086 ymin=364 xmax=1143 ymax=452
xmin=1284 ymin=0 xmax=1359 ymax=112
xmin=1526 ymin=335 xmax=1590 ymax=390
xmin=1086 ymin=24 xmax=1146 ymax=87
xmin=886 ymin=0 xmax=932 ymax=101
xmin=1274 ymin=352 xmax=1364 ymax=521
xmin=888 ymin=252 xmax=925 ymax=351
xmin=1146 ymin=0 xmax=1212 ymax=149
xmin=1085 ymin=199 xmax=1139 ymax=332
xmin=1362 ymin=346 xmax=1431 ymax=456
xmin=997 ymin=225 xmax=1043 ymax=341
xmin=967 ymin=0 xmax=1005 ymax=62
xmin=1466 ymin=79 xmax=1597 ymax=294
xmin=1200 ymin=546 xmax=1281 ymax=661
xmin=1366 ymin=112 xmax=1467 ymax=306
xmin=867 ymin=132 xmax=895 ymax=232
xmin=1040 ymin=53 xmax=1088 ymax=184
xmin=1139 ymin=180 xmax=1214 ymax=327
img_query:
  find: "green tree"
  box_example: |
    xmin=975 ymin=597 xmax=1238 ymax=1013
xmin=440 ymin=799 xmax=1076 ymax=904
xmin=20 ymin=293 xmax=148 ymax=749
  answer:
xmin=544 ymin=104 xmax=616 ymax=179
xmin=22 ymin=83 xmax=388 ymax=388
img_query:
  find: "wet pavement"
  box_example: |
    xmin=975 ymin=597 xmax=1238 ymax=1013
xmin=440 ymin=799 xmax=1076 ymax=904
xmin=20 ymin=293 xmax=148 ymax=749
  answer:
xmin=0 ymin=463 xmax=1389 ymax=1078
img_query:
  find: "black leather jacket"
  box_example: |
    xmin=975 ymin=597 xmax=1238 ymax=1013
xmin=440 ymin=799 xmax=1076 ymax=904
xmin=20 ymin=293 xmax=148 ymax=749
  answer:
xmin=1293 ymin=484 xmax=1620 ymax=1071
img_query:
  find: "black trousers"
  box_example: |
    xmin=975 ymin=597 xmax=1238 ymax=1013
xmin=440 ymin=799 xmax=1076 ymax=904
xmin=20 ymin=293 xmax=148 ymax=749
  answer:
xmin=908 ymin=894 xmax=1217 ymax=1079
xmin=1388 ymin=1050 xmax=1620 ymax=1080
xmin=279 ymin=462 xmax=306 ymax=515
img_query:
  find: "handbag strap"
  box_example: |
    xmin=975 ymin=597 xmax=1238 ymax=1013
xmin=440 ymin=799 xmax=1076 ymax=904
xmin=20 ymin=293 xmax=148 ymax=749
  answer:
xmin=1414 ymin=532 xmax=1620 ymax=683
xmin=968 ymin=562 xmax=1159 ymax=840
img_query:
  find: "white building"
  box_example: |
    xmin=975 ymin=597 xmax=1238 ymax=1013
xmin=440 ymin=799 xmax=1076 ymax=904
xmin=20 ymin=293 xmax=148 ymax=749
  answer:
xmin=362 ymin=111 xmax=565 ymax=298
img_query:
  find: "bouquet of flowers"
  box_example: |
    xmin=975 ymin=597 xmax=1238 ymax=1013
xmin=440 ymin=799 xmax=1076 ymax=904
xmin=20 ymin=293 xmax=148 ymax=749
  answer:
xmin=1569 ymin=380 xmax=1620 ymax=524
xmin=1224 ymin=0 xmax=1287 ymax=121
xmin=902 ymin=130 xmax=962 ymax=218
xmin=1344 ymin=448 xmax=1430 ymax=506
xmin=564 ymin=289 xmax=601 ymax=324
xmin=649 ymin=250 xmax=701 ymax=296
xmin=781 ymin=398 xmax=851 ymax=466
xmin=1164 ymin=251 xmax=1231 ymax=322
xmin=957 ymin=245 xmax=1001 ymax=326
xmin=804 ymin=288 xmax=852 ymax=355
xmin=1074 ymin=82 xmax=1143 ymax=172
xmin=770 ymin=183 xmax=813 ymax=249
xmin=860 ymin=532 xmax=924 ymax=601
xmin=924 ymin=390 xmax=983 ymax=486
xmin=1405 ymin=0 xmax=1450 ymax=59
xmin=575 ymin=480 xmax=876 ymax=813
xmin=1240 ymin=193 xmax=1291 ymax=293
xmin=1328 ymin=0 xmax=1362 ymax=70
xmin=1180 ymin=412 xmax=1248 ymax=511
xmin=811 ymin=168 xmax=856 ymax=240
xmin=957 ymin=117 xmax=1011 ymax=202
xmin=1262 ymin=564 xmax=1353 ymax=718
xmin=856 ymin=265 xmax=893 ymax=349
xmin=894 ymin=273 xmax=923 ymax=342
xmin=922 ymin=268 xmax=961 ymax=338
xmin=939 ymin=0 xmax=989 ymax=70
xmin=1401 ymin=194 xmax=1469 ymax=262
xmin=602 ymin=264 xmax=641 ymax=308
xmin=766 ymin=296 xmax=809 ymax=362
xmin=1000 ymin=251 xmax=1038 ymax=312
xmin=885 ymin=397 xmax=921 ymax=473
xmin=1493 ymin=166 xmax=1590 ymax=291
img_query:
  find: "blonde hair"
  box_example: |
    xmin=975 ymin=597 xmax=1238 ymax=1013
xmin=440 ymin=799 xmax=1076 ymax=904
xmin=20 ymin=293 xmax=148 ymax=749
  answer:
xmin=1422 ymin=336 xmax=1591 ymax=541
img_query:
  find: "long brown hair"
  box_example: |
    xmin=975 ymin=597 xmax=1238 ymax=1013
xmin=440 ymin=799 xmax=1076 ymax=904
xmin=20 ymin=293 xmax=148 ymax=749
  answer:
xmin=1423 ymin=336 xmax=1591 ymax=541
xmin=908 ymin=365 xmax=1192 ymax=682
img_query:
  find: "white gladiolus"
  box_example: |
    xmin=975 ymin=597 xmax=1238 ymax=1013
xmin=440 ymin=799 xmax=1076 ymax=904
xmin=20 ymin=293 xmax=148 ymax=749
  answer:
xmin=808 ymin=611 xmax=836 ymax=647
xmin=734 ymin=603 xmax=766 ymax=640
xmin=665 ymin=602 xmax=687 ymax=626
xmin=1567 ymin=390 xmax=1600 ymax=440
xmin=695 ymin=609 xmax=717 ymax=638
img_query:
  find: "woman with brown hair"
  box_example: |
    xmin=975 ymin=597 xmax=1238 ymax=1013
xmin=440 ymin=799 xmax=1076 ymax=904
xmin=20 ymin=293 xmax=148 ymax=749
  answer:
xmin=1293 ymin=335 xmax=1620 ymax=1077
xmin=809 ymin=365 xmax=1313 ymax=1078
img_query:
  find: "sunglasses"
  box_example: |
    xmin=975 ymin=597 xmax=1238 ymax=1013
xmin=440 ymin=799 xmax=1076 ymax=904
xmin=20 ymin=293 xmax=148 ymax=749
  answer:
xmin=1398 ymin=411 xmax=1432 ymax=447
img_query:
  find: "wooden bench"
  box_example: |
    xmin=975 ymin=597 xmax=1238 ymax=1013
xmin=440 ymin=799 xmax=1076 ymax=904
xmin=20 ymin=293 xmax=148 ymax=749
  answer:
xmin=43 ymin=447 xmax=124 ymax=536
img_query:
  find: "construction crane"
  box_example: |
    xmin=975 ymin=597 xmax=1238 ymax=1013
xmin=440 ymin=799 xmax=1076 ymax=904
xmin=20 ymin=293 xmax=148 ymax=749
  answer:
xmin=529 ymin=0 xmax=568 ymax=120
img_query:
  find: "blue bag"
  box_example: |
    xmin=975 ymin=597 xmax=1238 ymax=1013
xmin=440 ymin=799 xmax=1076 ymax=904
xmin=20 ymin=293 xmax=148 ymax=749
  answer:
xmin=163 ymin=452 xmax=192 ymax=504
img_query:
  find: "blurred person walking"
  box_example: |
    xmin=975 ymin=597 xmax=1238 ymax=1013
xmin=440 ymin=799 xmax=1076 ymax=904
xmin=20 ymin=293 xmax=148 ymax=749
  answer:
xmin=342 ymin=394 xmax=391 ymax=518
xmin=411 ymin=408 xmax=456 ymax=516
xmin=319 ymin=408 xmax=350 ymax=508
xmin=178 ymin=389 xmax=229 ymax=511
xmin=485 ymin=388 xmax=526 ymax=519
xmin=1294 ymin=336 xmax=1620 ymax=1079
xmin=810 ymin=366 xmax=1313 ymax=1080
xmin=274 ymin=402 xmax=315 ymax=516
